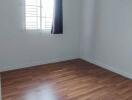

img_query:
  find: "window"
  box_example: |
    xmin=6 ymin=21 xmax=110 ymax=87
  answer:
xmin=25 ymin=0 xmax=54 ymax=32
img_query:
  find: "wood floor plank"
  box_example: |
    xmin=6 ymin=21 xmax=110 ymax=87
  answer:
xmin=1 ymin=59 xmax=132 ymax=100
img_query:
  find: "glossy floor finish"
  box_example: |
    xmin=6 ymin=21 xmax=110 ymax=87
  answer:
xmin=1 ymin=59 xmax=132 ymax=100
xmin=0 ymin=77 xmax=1 ymax=100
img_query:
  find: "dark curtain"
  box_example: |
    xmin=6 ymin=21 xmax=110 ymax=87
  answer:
xmin=51 ymin=0 xmax=63 ymax=34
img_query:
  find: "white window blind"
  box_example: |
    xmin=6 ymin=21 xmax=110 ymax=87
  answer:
xmin=25 ymin=0 xmax=54 ymax=31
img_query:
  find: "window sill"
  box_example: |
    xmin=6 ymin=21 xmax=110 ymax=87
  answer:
xmin=24 ymin=29 xmax=51 ymax=34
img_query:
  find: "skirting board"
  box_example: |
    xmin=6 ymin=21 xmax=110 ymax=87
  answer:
xmin=1 ymin=57 xmax=132 ymax=79
xmin=81 ymin=58 xmax=132 ymax=79
xmin=0 ymin=57 xmax=78 ymax=72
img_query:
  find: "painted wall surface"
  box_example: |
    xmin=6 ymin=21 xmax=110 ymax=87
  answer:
xmin=80 ymin=0 xmax=96 ymax=60
xmin=81 ymin=0 xmax=132 ymax=78
xmin=0 ymin=0 xmax=81 ymax=71
xmin=0 ymin=0 xmax=132 ymax=79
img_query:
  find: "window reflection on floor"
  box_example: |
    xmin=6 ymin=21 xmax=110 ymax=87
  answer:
xmin=25 ymin=84 xmax=58 ymax=100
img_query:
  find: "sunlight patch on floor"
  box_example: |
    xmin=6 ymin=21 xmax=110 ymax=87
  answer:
xmin=24 ymin=84 xmax=58 ymax=100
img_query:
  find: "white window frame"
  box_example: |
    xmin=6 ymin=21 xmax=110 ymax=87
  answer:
xmin=25 ymin=0 xmax=54 ymax=33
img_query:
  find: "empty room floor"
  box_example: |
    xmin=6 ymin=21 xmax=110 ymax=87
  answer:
xmin=1 ymin=59 xmax=132 ymax=100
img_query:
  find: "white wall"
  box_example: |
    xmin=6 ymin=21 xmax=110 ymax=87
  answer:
xmin=81 ymin=0 xmax=132 ymax=78
xmin=1 ymin=0 xmax=132 ymax=79
xmin=0 ymin=0 xmax=81 ymax=72
xmin=80 ymin=0 xmax=96 ymax=60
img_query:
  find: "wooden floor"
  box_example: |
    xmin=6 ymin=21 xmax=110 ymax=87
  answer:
xmin=1 ymin=59 xmax=132 ymax=100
